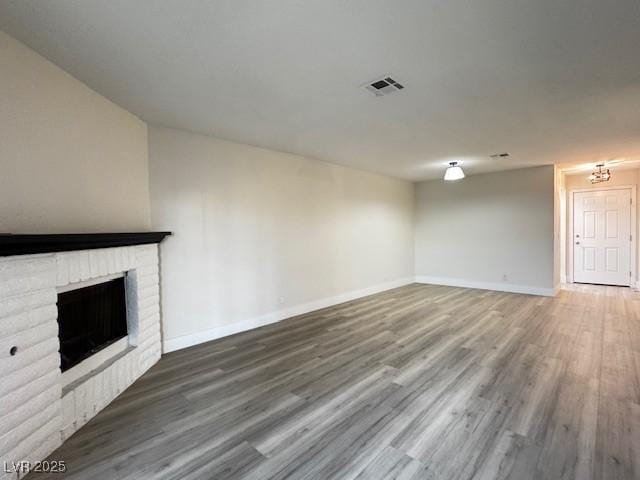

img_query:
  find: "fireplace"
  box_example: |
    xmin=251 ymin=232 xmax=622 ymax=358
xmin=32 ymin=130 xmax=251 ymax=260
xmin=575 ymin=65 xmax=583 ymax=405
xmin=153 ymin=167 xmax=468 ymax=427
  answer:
xmin=0 ymin=232 xmax=169 ymax=480
xmin=57 ymin=277 xmax=128 ymax=372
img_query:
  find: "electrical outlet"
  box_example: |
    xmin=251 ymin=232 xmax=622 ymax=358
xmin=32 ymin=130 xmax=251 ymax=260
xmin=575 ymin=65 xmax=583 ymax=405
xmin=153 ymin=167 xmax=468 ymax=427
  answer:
xmin=278 ymin=297 xmax=285 ymax=305
xmin=502 ymin=274 xmax=508 ymax=282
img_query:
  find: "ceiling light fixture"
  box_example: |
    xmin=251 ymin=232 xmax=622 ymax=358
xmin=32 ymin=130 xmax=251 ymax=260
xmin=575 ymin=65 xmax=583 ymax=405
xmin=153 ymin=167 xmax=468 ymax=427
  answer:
xmin=444 ymin=162 xmax=465 ymax=181
xmin=588 ymin=163 xmax=611 ymax=184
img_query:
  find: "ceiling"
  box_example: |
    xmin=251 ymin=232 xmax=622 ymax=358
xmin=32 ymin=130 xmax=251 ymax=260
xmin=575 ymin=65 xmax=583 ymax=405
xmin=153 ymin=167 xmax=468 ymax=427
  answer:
xmin=1 ymin=0 xmax=639 ymax=181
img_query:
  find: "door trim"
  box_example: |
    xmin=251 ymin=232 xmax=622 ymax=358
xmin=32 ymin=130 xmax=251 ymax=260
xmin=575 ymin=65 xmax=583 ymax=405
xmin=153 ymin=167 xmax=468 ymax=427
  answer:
xmin=568 ymin=185 xmax=636 ymax=285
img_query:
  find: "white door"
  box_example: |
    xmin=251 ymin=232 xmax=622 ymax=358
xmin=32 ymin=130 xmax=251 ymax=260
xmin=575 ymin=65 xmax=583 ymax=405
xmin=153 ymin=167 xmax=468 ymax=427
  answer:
xmin=573 ymin=188 xmax=632 ymax=286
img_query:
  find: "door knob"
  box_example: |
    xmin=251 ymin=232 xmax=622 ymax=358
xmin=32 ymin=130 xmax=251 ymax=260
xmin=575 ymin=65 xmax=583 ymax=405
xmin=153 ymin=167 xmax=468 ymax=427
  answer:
xmin=575 ymin=241 xmax=580 ymax=245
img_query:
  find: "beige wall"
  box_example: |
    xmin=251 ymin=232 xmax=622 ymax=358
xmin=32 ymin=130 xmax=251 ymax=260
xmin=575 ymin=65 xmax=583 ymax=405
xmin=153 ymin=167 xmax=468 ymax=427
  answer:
xmin=564 ymin=168 xmax=639 ymax=284
xmin=0 ymin=30 xmax=150 ymax=233
xmin=414 ymin=166 xmax=555 ymax=295
xmin=149 ymin=126 xmax=415 ymax=350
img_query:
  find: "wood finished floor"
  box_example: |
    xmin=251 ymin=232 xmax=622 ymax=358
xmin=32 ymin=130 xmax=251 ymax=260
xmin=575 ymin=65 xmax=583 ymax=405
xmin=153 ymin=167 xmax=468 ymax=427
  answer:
xmin=30 ymin=283 xmax=640 ymax=480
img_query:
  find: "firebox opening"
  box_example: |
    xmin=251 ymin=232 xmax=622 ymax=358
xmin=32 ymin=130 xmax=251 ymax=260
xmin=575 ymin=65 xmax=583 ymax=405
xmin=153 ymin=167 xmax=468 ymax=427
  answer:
xmin=57 ymin=277 xmax=128 ymax=372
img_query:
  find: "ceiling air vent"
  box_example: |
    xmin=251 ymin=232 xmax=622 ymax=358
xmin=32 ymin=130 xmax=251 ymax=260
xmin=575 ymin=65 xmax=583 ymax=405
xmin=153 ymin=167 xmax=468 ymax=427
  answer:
xmin=489 ymin=153 xmax=510 ymax=159
xmin=363 ymin=76 xmax=405 ymax=97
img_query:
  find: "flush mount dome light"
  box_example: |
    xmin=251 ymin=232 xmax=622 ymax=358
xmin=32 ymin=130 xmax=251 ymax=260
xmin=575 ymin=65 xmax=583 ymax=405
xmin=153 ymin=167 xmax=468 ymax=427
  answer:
xmin=444 ymin=162 xmax=465 ymax=181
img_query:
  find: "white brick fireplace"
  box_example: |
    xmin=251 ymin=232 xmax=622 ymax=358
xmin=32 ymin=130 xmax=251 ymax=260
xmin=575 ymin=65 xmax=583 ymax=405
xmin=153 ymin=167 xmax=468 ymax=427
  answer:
xmin=0 ymin=236 xmax=167 ymax=480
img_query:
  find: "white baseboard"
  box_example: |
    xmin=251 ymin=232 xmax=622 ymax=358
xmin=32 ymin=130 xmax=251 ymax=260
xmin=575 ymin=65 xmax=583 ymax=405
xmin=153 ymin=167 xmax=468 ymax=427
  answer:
xmin=414 ymin=275 xmax=556 ymax=297
xmin=163 ymin=277 xmax=414 ymax=352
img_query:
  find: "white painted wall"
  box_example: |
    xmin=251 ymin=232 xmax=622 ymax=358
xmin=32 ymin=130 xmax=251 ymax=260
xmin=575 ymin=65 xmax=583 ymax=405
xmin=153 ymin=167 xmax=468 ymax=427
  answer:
xmin=148 ymin=126 xmax=415 ymax=351
xmin=0 ymin=31 xmax=150 ymax=233
xmin=564 ymin=168 xmax=640 ymax=286
xmin=414 ymin=166 xmax=555 ymax=295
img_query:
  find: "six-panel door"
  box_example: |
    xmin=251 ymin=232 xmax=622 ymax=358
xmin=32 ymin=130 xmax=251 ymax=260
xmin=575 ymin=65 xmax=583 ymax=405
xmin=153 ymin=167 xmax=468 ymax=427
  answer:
xmin=573 ymin=188 xmax=632 ymax=286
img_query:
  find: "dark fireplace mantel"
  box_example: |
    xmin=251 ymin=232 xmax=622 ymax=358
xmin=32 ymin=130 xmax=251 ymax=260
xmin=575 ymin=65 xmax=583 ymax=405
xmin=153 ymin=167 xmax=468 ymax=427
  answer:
xmin=0 ymin=232 xmax=171 ymax=257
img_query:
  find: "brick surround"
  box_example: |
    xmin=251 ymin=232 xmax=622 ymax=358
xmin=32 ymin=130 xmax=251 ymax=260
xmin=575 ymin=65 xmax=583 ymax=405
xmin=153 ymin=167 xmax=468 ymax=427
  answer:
xmin=0 ymin=245 xmax=162 ymax=479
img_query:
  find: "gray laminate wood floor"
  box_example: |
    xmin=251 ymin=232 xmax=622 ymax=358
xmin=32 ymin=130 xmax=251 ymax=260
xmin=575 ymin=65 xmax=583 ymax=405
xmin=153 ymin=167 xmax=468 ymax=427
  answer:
xmin=29 ymin=283 xmax=640 ymax=479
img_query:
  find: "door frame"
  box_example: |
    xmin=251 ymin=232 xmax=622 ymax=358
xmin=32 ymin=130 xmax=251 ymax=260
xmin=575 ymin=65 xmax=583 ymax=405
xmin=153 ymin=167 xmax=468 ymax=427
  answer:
xmin=568 ymin=184 xmax=636 ymax=285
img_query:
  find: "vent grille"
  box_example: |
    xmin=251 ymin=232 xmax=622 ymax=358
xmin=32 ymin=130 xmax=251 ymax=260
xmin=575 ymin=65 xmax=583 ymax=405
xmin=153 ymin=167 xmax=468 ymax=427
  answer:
xmin=363 ymin=75 xmax=405 ymax=97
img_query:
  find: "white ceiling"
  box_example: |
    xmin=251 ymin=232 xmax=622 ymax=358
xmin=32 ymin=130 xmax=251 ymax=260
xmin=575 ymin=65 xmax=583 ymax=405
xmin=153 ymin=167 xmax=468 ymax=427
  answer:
xmin=1 ymin=0 xmax=639 ymax=181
